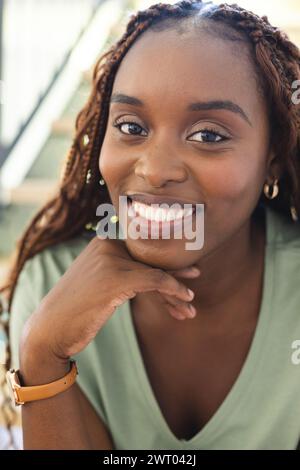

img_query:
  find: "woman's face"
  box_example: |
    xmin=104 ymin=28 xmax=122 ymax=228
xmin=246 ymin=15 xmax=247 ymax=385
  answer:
xmin=99 ymin=25 xmax=275 ymax=270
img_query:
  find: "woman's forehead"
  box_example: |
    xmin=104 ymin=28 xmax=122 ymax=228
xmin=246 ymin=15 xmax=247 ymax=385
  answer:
xmin=111 ymin=29 xmax=263 ymax=118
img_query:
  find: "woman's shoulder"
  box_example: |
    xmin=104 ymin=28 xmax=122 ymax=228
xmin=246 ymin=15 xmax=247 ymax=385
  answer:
xmin=15 ymin=231 xmax=92 ymax=297
xmin=266 ymin=205 xmax=300 ymax=250
xmin=265 ymin=206 xmax=300 ymax=312
xmin=22 ymin=233 xmax=91 ymax=275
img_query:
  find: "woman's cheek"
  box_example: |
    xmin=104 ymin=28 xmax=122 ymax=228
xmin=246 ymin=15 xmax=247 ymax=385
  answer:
xmin=99 ymin=145 xmax=128 ymax=189
xmin=199 ymin=159 xmax=250 ymax=204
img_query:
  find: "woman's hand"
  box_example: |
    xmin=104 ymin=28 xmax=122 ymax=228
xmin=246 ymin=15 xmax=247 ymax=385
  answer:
xmin=20 ymin=236 xmax=201 ymax=366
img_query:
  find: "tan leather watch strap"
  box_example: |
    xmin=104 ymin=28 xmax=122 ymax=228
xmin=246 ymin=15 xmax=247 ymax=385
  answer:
xmin=16 ymin=360 xmax=78 ymax=404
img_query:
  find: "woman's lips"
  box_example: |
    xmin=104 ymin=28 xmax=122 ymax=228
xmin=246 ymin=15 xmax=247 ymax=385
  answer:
xmin=125 ymin=192 xmax=199 ymax=208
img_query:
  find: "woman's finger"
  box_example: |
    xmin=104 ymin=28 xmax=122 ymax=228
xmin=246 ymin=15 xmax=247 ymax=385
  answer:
xmin=159 ymin=292 xmax=197 ymax=320
xmin=166 ymin=265 xmax=201 ymax=279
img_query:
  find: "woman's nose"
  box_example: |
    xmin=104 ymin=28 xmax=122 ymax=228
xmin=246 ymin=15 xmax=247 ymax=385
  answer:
xmin=134 ymin=147 xmax=188 ymax=187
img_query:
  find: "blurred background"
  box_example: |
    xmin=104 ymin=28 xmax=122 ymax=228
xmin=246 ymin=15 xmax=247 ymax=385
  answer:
xmin=0 ymin=0 xmax=299 ymax=450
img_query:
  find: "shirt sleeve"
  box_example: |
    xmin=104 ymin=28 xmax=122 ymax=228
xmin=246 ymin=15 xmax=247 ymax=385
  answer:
xmin=9 ymin=257 xmax=39 ymax=371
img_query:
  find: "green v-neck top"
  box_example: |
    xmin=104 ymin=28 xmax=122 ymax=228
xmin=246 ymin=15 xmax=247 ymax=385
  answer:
xmin=9 ymin=205 xmax=300 ymax=449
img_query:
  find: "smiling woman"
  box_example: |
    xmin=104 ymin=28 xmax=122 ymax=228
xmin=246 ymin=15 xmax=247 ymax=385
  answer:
xmin=1 ymin=0 xmax=300 ymax=450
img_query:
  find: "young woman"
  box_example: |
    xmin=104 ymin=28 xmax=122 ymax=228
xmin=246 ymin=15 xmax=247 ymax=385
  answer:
xmin=1 ymin=0 xmax=300 ymax=450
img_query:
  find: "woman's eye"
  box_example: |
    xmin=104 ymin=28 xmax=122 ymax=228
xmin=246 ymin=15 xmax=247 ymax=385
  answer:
xmin=113 ymin=120 xmax=147 ymax=136
xmin=112 ymin=120 xmax=229 ymax=144
xmin=188 ymin=128 xmax=229 ymax=144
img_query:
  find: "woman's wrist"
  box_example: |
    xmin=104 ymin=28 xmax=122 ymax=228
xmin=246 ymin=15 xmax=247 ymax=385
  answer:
xmin=19 ymin=311 xmax=71 ymax=386
xmin=19 ymin=340 xmax=71 ymax=386
xmin=19 ymin=343 xmax=71 ymax=387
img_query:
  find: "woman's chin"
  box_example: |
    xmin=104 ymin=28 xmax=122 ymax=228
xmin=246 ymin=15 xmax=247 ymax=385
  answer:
xmin=124 ymin=237 xmax=199 ymax=271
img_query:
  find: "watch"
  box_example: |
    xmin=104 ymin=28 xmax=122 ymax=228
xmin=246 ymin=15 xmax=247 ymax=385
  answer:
xmin=6 ymin=360 xmax=78 ymax=406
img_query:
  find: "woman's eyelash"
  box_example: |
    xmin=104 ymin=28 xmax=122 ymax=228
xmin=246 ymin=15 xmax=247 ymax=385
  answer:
xmin=112 ymin=119 xmax=230 ymax=143
xmin=112 ymin=120 xmax=147 ymax=137
xmin=189 ymin=127 xmax=229 ymax=143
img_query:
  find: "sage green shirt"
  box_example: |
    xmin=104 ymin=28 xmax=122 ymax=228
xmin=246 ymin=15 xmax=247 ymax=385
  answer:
xmin=9 ymin=205 xmax=300 ymax=449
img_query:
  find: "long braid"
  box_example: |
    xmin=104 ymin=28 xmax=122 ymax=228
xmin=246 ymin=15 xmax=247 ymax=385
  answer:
xmin=0 ymin=0 xmax=299 ymax=447
xmin=206 ymin=3 xmax=300 ymax=212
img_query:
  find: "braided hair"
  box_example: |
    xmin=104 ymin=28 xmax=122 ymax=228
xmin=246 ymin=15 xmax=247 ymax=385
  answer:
xmin=0 ymin=0 xmax=299 ymax=448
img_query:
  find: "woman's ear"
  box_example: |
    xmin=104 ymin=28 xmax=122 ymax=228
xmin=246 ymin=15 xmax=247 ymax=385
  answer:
xmin=266 ymin=148 xmax=283 ymax=180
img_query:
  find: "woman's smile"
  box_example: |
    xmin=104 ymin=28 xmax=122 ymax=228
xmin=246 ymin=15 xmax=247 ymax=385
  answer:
xmin=125 ymin=195 xmax=198 ymax=239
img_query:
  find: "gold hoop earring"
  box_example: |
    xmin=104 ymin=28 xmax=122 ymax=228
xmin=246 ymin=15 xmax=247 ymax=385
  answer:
xmin=290 ymin=206 xmax=298 ymax=222
xmin=263 ymin=178 xmax=279 ymax=199
xmin=290 ymin=196 xmax=298 ymax=222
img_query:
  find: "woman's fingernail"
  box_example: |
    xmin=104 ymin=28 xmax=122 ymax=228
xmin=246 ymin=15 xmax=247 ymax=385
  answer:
xmin=187 ymin=288 xmax=194 ymax=299
xmin=190 ymin=267 xmax=200 ymax=273
xmin=188 ymin=304 xmax=197 ymax=317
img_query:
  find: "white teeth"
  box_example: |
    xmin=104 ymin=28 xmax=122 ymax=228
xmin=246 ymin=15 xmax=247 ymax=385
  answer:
xmin=138 ymin=204 xmax=147 ymax=218
xmin=175 ymin=209 xmax=184 ymax=219
xmin=160 ymin=209 xmax=167 ymax=222
xmin=128 ymin=204 xmax=136 ymax=217
xmin=155 ymin=208 xmax=166 ymax=222
xmin=146 ymin=207 xmax=152 ymax=219
xmin=166 ymin=210 xmax=176 ymax=222
xmin=150 ymin=207 xmax=157 ymax=220
xmin=154 ymin=209 xmax=160 ymax=222
xmin=129 ymin=200 xmax=194 ymax=222
xmin=184 ymin=207 xmax=193 ymax=217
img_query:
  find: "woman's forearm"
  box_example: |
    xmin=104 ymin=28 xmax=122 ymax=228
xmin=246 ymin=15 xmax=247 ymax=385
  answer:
xmin=19 ymin=345 xmax=92 ymax=449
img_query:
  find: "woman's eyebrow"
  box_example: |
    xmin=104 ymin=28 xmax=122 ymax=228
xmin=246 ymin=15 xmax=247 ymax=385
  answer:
xmin=109 ymin=93 xmax=252 ymax=127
